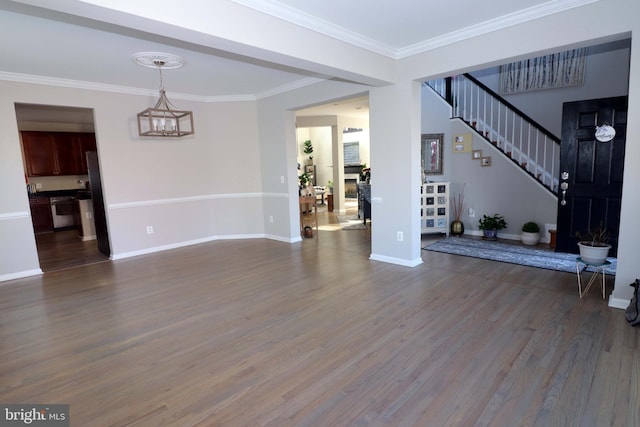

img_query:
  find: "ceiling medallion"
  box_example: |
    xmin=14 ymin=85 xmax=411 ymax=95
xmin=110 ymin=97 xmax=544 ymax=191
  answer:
xmin=132 ymin=52 xmax=184 ymax=69
xmin=133 ymin=52 xmax=194 ymax=137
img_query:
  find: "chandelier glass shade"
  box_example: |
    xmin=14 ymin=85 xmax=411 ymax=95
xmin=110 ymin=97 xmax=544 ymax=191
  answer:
xmin=136 ymin=54 xmax=194 ymax=137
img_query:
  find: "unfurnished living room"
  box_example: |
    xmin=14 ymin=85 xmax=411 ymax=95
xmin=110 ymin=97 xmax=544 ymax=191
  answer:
xmin=1 ymin=1 xmax=640 ymax=426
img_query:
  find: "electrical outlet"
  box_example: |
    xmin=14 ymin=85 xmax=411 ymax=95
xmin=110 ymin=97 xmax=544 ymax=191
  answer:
xmin=280 ymin=176 xmax=285 ymax=184
xmin=397 ymin=231 xmax=403 ymax=242
xmin=468 ymin=208 xmax=475 ymax=218
xmin=146 ymin=226 xmax=154 ymax=234
xmin=269 ymin=215 xmax=274 ymax=223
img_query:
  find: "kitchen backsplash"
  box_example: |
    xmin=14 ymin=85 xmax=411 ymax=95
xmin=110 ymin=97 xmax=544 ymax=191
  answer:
xmin=27 ymin=175 xmax=89 ymax=192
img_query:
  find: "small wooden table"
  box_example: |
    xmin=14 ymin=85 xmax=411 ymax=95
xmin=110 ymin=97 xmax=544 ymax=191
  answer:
xmin=299 ymin=195 xmax=318 ymax=237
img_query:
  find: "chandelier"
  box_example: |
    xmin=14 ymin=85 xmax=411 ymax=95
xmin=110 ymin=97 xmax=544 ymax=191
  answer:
xmin=134 ymin=52 xmax=194 ymax=137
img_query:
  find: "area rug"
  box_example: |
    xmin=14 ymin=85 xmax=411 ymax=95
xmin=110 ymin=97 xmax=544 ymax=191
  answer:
xmin=424 ymin=237 xmax=616 ymax=275
xmin=338 ymin=215 xmax=368 ymax=230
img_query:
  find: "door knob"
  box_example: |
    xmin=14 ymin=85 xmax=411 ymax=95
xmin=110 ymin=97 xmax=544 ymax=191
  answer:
xmin=560 ymin=182 xmax=568 ymax=206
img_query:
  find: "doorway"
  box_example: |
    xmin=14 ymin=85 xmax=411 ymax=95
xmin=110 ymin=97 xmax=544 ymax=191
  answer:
xmin=16 ymin=103 xmax=110 ymax=272
xmin=555 ymin=96 xmax=627 ymax=255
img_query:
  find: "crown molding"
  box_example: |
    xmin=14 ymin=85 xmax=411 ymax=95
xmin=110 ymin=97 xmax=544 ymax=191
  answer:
xmin=255 ymin=77 xmax=326 ymax=100
xmin=231 ymin=0 xmax=599 ymax=59
xmin=229 ymin=0 xmax=397 ymax=58
xmin=397 ymin=0 xmax=600 ymax=58
xmin=0 ymin=71 xmax=325 ymax=103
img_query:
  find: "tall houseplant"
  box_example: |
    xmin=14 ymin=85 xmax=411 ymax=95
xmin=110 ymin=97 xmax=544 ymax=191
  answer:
xmin=303 ymin=140 xmax=314 ymax=165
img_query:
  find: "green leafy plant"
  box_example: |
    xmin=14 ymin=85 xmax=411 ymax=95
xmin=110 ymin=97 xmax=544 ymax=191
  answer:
xmin=327 ymin=180 xmax=333 ymax=189
xmin=478 ymin=214 xmax=507 ymax=231
xmin=521 ymin=221 xmax=540 ymax=233
xmin=303 ymin=140 xmax=313 ymax=159
xmin=298 ymin=172 xmax=310 ymax=187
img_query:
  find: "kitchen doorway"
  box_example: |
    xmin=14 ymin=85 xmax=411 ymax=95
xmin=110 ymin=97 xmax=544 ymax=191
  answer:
xmin=15 ymin=103 xmax=109 ymax=272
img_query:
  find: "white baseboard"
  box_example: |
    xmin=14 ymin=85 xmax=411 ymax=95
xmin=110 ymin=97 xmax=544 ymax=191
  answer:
xmin=111 ymin=233 xmax=302 ymax=260
xmin=608 ymin=296 xmax=629 ymax=310
xmin=369 ymin=253 xmax=423 ymax=267
xmin=0 ymin=268 xmax=42 ymax=284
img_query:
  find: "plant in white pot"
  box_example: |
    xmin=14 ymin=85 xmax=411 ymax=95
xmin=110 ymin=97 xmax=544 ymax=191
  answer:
xmin=303 ymin=140 xmax=314 ymax=165
xmin=576 ymin=225 xmax=611 ymax=264
xmin=520 ymin=221 xmax=540 ymax=246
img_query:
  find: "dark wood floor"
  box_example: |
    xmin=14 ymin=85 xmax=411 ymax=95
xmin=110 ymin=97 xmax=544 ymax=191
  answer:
xmin=2 ymin=207 xmax=638 ymax=426
xmin=35 ymin=229 xmax=108 ymax=272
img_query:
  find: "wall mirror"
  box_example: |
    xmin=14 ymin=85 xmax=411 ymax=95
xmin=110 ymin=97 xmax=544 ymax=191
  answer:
xmin=422 ymin=133 xmax=443 ymax=176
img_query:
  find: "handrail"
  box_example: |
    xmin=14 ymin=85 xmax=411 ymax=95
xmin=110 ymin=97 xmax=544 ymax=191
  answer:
xmin=425 ymin=75 xmax=560 ymax=195
xmin=462 ymin=74 xmax=560 ymax=144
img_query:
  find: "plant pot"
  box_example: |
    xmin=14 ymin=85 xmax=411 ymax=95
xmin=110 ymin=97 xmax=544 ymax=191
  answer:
xmin=303 ymin=226 xmax=314 ymax=238
xmin=520 ymin=231 xmax=540 ymax=246
xmin=578 ymin=242 xmax=611 ymax=264
xmin=450 ymin=220 xmax=464 ymax=236
xmin=482 ymin=229 xmax=498 ymax=240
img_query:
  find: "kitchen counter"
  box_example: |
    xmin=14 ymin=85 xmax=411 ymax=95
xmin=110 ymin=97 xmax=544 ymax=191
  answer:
xmin=28 ymin=189 xmax=91 ymax=199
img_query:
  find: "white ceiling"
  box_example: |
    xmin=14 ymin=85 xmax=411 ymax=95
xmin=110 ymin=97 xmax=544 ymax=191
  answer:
xmin=2 ymin=0 xmax=596 ymax=121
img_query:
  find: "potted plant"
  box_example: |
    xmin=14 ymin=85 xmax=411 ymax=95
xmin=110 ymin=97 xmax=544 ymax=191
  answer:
xmin=327 ymin=180 xmax=333 ymax=194
xmin=303 ymin=140 xmax=313 ymax=165
xmin=520 ymin=221 xmax=540 ymax=246
xmin=298 ymin=172 xmax=310 ymax=190
xmin=478 ymin=214 xmax=507 ymax=240
xmin=576 ymin=224 xmax=611 ymax=264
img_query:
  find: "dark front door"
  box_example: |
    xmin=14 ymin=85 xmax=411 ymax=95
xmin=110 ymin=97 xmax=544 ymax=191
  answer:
xmin=555 ymin=96 xmax=627 ymax=256
xmin=86 ymin=151 xmax=110 ymax=257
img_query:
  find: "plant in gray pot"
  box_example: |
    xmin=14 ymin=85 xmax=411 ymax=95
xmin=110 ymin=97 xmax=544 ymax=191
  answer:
xmin=520 ymin=221 xmax=540 ymax=246
xmin=576 ymin=225 xmax=611 ymax=264
xmin=478 ymin=214 xmax=507 ymax=240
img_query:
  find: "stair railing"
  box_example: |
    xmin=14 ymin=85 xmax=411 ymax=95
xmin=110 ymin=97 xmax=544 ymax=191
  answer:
xmin=426 ymin=74 xmax=560 ymax=194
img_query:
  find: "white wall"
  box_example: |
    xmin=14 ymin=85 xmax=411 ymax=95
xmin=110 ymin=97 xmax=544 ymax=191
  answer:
xmin=0 ymin=80 xmax=265 ymax=280
xmin=296 ymin=126 xmax=332 ymax=187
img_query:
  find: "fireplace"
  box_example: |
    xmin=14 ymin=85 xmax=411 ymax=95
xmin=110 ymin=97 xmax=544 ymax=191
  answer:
xmin=344 ymin=175 xmax=359 ymax=198
xmin=344 ymin=165 xmax=361 ymax=198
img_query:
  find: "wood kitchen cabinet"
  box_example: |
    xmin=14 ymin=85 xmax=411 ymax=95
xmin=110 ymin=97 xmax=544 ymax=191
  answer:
xmin=22 ymin=131 xmax=96 ymax=176
xmin=22 ymin=132 xmax=57 ymax=176
xmin=29 ymin=196 xmax=53 ymax=234
xmin=71 ymin=132 xmax=97 ymax=174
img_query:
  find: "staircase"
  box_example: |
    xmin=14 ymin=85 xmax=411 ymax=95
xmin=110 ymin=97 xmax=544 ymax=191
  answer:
xmin=425 ymin=74 xmax=559 ymax=195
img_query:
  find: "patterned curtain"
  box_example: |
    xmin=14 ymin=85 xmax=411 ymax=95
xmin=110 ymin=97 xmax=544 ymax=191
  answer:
xmin=500 ymin=48 xmax=586 ymax=94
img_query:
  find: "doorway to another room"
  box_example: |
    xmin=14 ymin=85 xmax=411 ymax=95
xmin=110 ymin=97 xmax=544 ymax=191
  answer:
xmin=16 ymin=103 xmax=110 ymax=272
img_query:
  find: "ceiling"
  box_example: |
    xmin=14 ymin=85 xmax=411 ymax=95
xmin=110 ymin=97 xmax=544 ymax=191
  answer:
xmin=2 ymin=0 xmax=596 ymax=121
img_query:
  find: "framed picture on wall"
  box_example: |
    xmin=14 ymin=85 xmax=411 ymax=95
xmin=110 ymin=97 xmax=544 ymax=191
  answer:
xmin=421 ymin=133 xmax=443 ymax=175
xmin=472 ymin=150 xmax=482 ymax=160
xmin=481 ymin=156 xmax=492 ymax=167
xmin=453 ymin=133 xmax=472 ymax=153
